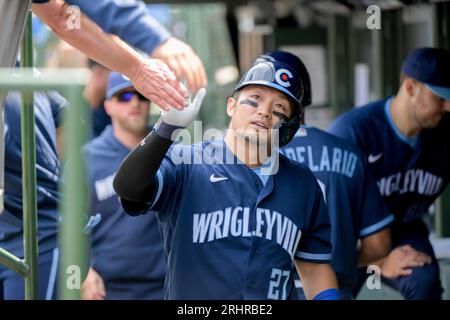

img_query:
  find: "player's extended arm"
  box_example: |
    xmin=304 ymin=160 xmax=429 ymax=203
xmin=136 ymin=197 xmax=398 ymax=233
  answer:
xmin=357 ymin=228 xmax=391 ymax=267
xmin=67 ymin=0 xmax=207 ymax=94
xmin=32 ymin=0 xmax=188 ymax=111
xmin=113 ymin=88 xmax=206 ymax=212
xmin=295 ymin=260 xmax=338 ymax=300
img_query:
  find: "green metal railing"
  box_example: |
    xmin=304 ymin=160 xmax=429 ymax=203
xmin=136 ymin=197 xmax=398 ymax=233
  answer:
xmin=21 ymin=11 xmax=39 ymax=301
xmin=0 ymin=11 xmax=90 ymax=300
xmin=0 ymin=10 xmax=38 ymax=300
xmin=0 ymin=67 xmax=91 ymax=300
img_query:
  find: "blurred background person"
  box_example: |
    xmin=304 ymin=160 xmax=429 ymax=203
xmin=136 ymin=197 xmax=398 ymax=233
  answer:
xmin=280 ymin=57 xmax=393 ymax=299
xmin=0 ymin=87 xmax=67 ymax=299
xmin=329 ymin=47 xmax=450 ymax=300
xmin=81 ymin=72 xmax=165 ymax=300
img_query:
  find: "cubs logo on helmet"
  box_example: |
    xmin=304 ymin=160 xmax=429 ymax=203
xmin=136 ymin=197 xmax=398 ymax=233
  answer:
xmin=275 ymin=68 xmax=293 ymax=88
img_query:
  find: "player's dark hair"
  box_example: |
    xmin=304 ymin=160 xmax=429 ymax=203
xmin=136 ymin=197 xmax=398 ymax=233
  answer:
xmin=225 ymin=90 xmax=241 ymax=127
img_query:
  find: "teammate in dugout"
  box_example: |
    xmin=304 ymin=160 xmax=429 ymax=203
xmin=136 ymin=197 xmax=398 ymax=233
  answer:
xmin=113 ymin=51 xmax=339 ymax=300
xmin=329 ymin=47 xmax=450 ymax=300
xmin=279 ymin=54 xmax=393 ymax=299
xmin=81 ymin=72 xmax=165 ymax=299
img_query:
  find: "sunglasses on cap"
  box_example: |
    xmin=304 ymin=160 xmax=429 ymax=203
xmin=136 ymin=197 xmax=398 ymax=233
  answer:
xmin=114 ymin=90 xmax=148 ymax=102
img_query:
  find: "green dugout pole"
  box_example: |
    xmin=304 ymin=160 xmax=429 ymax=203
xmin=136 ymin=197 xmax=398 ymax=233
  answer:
xmin=58 ymin=85 xmax=89 ymax=300
xmin=21 ymin=11 xmax=39 ymax=300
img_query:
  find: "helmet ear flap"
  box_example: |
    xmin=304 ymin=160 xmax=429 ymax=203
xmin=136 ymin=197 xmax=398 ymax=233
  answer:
xmin=276 ymin=115 xmax=301 ymax=147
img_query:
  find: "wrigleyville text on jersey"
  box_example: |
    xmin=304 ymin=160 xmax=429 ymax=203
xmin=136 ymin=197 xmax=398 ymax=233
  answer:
xmin=192 ymin=207 xmax=301 ymax=258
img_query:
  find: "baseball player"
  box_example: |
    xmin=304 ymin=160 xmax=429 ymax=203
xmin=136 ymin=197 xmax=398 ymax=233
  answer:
xmin=277 ymin=54 xmax=393 ymax=299
xmin=113 ymin=51 xmax=339 ymax=300
xmin=282 ymin=124 xmax=393 ymax=299
xmin=81 ymin=72 xmax=165 ymax=299
xmin=329 ymin=47 xmax=450 ymax=300
xmin=0 ymin=89 xmax=66 ymax=299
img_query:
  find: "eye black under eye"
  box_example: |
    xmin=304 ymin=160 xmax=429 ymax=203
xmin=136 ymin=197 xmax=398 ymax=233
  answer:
xmin=273 ymin=111 xmax=288 ymax=121
xmin=240 ymin=99 xmax=258 ymax=108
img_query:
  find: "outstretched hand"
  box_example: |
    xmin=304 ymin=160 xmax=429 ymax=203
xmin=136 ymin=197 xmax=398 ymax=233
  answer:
xmin=160 ymin=87 xmax=207 ymax=128
xmin=131 ymin=58 xmax=189 ymax=111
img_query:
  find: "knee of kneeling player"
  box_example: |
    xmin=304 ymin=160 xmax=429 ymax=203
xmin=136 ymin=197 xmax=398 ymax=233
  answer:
xmin=403 ymin=265 xmax=443 ymax=299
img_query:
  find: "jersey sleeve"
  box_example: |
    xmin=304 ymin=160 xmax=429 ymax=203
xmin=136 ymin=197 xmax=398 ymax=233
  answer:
xmin=359 ymin=169 xmax=394 ymax=238
xmin=66 ymin=0 xmax=171 ymax=54
xmin=295 ymin=179 xmax=332 ymax=263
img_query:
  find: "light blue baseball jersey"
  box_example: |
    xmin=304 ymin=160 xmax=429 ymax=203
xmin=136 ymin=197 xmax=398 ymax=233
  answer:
xmin=134 ymin=139 xmax=332 ymax=300
xmin=83 ymin=126 xmax=165 ymax=299
xmin=281 ymin=125 xmax=393 ymax=294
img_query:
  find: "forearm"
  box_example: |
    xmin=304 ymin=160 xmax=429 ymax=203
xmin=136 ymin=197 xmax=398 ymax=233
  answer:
xmin=358 ymin=250 xmax=385 ymax=267
xmin=32 ymin=0 xmax=143 ymax=79
xmin=370 ymin=258 xmax=384 ymax=269
xmin=113 ymin=124 xmax=177 ymax=202
xmin=357 ymin=229 xmax=391 ymax=267
xmin=295 ymin=261 xmax=338 ymax=300
xmin=114 ymin=88 xmax=205 ymax=202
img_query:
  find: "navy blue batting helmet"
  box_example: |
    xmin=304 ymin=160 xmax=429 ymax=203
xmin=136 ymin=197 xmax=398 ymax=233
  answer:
xmin=234 ymin=51 xmax=312 ymax=110
xmin=234 ymin=51 xmax=312 ymax=146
